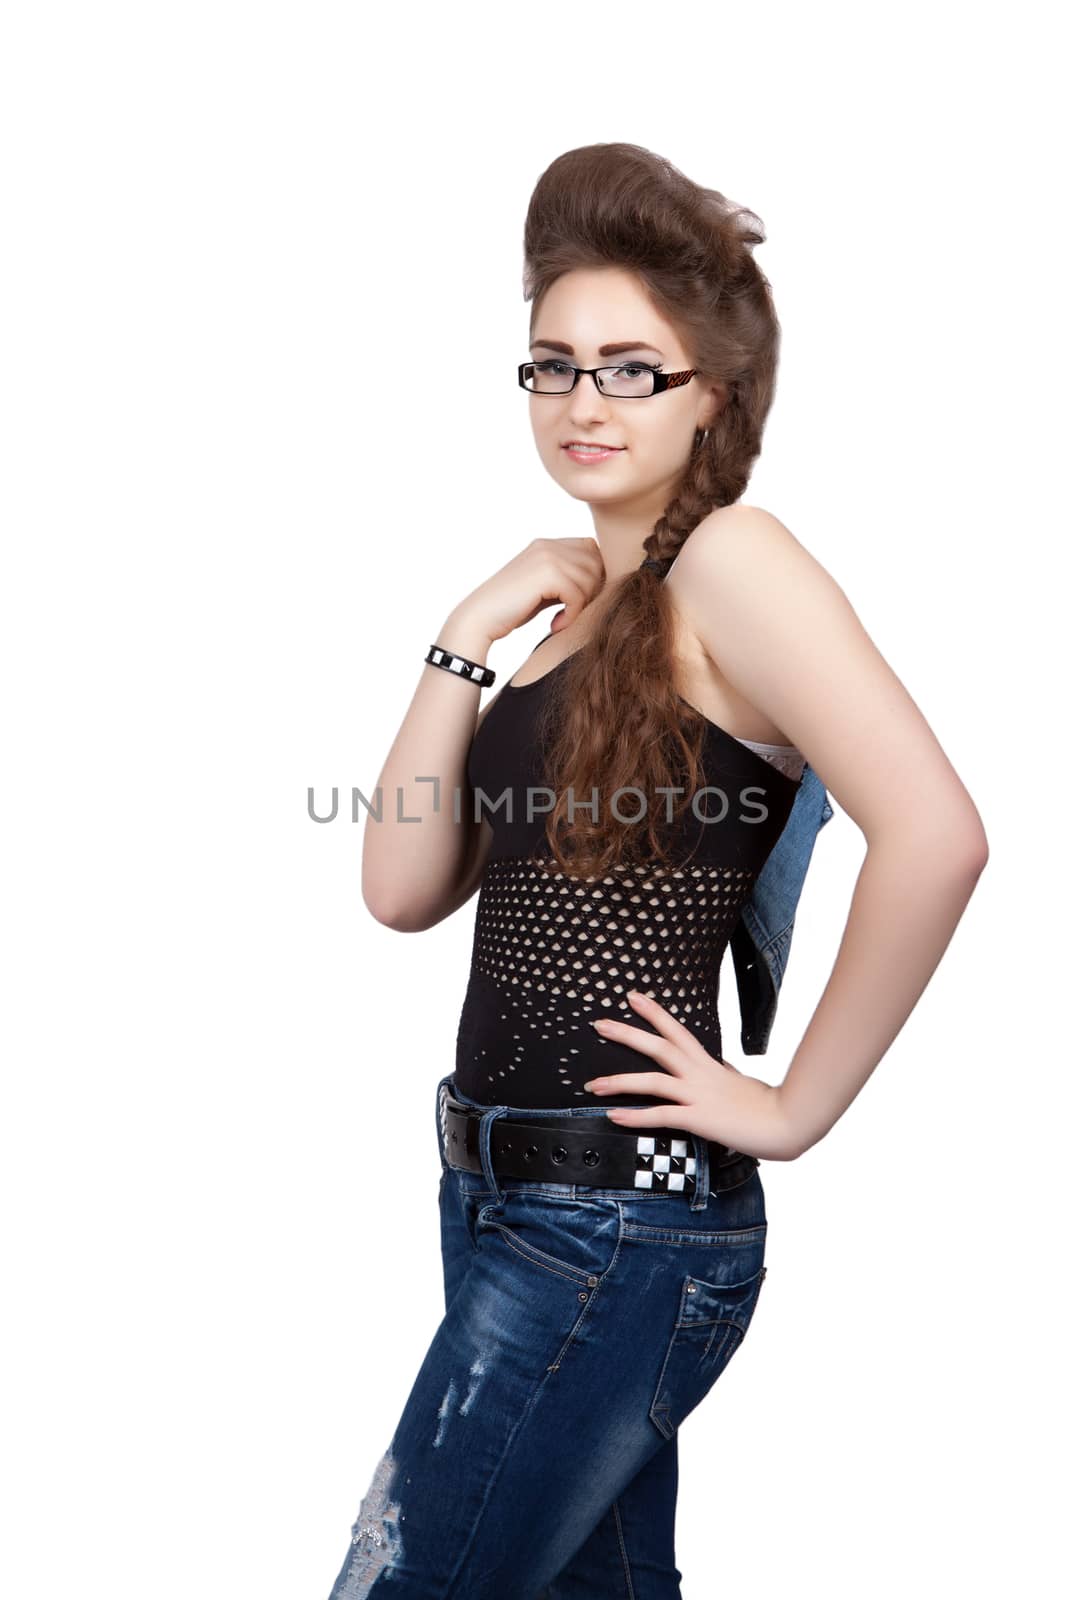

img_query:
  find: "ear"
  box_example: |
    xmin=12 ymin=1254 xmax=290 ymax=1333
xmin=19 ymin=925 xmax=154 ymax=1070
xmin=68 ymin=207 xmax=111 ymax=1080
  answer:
xmin=702 ymin=380 xmax=731 ymax=429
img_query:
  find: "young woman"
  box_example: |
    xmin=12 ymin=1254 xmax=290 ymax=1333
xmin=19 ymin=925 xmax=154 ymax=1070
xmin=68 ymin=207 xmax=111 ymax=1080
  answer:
xmin=328 ymin=143 xmax=988 ymax=1599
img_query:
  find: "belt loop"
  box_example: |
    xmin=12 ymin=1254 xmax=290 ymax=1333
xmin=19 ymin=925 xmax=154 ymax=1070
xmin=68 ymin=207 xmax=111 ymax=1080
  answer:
xmin=478 ymin=1105 xmax=509 ymax=1204
xmin=435 ymin=1076 xmax=452 ymax=1171
xmin=690 ymin=1135 xmax=714 ymax=1212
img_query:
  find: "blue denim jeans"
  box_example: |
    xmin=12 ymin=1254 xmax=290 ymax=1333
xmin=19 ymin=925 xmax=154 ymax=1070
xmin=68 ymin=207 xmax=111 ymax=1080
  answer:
xmin=326 ymin=1071 xmax=769 ymax=1599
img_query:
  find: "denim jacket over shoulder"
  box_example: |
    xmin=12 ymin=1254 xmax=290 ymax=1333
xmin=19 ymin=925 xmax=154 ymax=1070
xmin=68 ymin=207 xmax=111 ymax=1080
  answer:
xmin=728 ymin=762 xmax=834 ymax=1054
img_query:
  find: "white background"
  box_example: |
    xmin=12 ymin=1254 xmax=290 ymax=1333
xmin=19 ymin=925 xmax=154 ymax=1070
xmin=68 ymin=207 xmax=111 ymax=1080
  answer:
xmin=2 ymin=3 xmax=1062 ymax=1596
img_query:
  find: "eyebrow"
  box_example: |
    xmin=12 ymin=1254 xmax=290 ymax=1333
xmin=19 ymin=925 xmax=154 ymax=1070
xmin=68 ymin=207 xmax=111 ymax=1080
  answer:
xmin=528 ymin=339 xmax=665 ymax=359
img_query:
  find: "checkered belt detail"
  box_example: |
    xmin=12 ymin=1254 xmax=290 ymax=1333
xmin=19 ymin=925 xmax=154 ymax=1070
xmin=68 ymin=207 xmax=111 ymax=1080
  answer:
xmin=438 ymin=1087 xmax=756 ymax=1196
xmin=634 ymin=1135 xmax=698 ymax=1192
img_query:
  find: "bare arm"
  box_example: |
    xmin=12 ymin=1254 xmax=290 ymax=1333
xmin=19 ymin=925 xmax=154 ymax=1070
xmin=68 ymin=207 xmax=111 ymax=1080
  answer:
xmin=679 ymin=505 xmax=990 ymax=1159
xmin=361 ymin=538 xmax=606 ymax=932
xmin=361 ymin=609 xmax=499 ymax=931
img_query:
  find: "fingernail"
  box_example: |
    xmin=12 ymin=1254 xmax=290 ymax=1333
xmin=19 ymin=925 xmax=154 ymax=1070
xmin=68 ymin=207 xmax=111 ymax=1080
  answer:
xmin=583 ymin=1081 xmax=601 ymax=1092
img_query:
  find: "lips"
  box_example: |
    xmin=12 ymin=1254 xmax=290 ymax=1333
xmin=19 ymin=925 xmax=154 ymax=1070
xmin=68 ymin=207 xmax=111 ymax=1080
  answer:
xmin=562 ymin=442 xmax=624 ymax=450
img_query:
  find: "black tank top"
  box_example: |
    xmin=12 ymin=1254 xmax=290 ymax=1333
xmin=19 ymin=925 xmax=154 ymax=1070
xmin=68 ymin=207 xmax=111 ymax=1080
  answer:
xmin=452 ymin=637 xmax=801 ymax=1112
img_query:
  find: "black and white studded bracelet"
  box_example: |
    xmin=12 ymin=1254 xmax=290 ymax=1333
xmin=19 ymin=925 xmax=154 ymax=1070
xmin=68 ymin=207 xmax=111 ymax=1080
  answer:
xmin=424 ymin=643 xmax=496 ymax=688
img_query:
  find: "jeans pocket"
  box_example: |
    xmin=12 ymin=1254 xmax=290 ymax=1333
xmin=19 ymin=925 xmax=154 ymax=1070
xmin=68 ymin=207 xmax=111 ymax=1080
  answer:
xmin=649 ymin=1263 xmax=768 ymax=1440
xmin=476 ymin=1191 xmax=620 ymax=1288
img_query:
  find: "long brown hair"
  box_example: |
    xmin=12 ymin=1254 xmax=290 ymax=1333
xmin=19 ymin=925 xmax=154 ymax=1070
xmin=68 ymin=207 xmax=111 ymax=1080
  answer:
xmin=525 ymin=142 xmax=781 ymax=881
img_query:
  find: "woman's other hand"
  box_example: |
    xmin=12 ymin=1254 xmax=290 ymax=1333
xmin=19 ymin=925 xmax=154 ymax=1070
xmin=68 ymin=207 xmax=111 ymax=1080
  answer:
xmin=446 ymin=536 xmax=606 ymax=647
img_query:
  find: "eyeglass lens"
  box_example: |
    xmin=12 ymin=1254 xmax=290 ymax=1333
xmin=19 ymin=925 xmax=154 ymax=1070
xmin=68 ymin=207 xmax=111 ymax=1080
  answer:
xmin=521 ymin=361 xmax=657 ymax=397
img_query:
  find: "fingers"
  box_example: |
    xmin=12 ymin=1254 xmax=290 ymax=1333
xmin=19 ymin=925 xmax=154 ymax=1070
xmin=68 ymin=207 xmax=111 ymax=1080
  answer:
xmin=583 ymin=1072 xmax=688 ymax=1101
xmin=623 ymin=990 xmax=697 ymax=1050
xmin=592 ymin=1022 xmax=676 ymax=1069
xmin=603 ymin=1104 xmax=693 ymax=1131
xmin=592 ymin=1005 xmax=687 ymax=1072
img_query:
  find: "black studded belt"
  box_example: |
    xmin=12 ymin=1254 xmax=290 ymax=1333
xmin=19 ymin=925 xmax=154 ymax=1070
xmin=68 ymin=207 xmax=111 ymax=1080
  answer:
xmin=440 ymin=1093 xmax=758 ymax=1198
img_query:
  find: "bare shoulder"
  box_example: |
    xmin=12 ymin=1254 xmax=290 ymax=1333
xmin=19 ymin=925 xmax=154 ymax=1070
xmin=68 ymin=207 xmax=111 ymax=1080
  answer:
xmin=670 ymin=501 xmax=855 ymax=668
xmin=668 ymin=503 xmax=985 ymax=849
xmin=671 ymin=501 xmax=829 ymax=592
xmin=666 ymin=501 xmax=844 ymax=693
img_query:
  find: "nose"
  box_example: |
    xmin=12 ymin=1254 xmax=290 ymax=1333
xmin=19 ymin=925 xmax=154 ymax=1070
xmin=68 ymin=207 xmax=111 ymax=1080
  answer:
xmin=567 ymin=369 xmax=614 ymax=421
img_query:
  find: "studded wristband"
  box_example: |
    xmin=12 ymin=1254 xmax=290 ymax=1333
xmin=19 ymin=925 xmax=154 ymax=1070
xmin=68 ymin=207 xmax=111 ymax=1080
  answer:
xmin=425 ymin=644 xmax=496 ymax=688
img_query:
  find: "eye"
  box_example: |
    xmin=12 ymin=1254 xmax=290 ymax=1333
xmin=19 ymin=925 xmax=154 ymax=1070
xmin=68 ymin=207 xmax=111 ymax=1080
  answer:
xmin=617 ymin=362 xmax=660 ymax=378
xmin=534 ymin=361 xmax=574 ymax=377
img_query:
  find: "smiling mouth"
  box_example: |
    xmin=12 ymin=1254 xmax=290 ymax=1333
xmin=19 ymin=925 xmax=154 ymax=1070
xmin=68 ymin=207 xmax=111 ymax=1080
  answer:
xmin=562 ymin=442 xmax=625 ymax=451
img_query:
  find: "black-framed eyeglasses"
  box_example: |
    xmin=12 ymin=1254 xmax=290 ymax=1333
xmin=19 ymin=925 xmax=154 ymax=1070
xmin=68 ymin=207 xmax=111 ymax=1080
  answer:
xmin=517 ymin=360 xmax=701 ymax=398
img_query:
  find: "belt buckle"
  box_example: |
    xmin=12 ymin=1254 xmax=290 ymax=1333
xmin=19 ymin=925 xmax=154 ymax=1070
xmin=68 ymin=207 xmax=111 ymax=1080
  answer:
xmin=633 ymin=1134 xmax=697 ymax=1194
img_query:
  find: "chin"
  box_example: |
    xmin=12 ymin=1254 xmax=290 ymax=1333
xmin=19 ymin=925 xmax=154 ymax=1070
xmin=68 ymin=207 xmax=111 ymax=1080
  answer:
xmin=557 ymin=478 xmax=619 ymax=503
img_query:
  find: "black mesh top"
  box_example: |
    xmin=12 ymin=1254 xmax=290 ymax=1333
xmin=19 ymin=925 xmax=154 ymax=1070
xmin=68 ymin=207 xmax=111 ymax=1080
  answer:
xmin=452 ymin=638 xmax=802 ymax=1112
